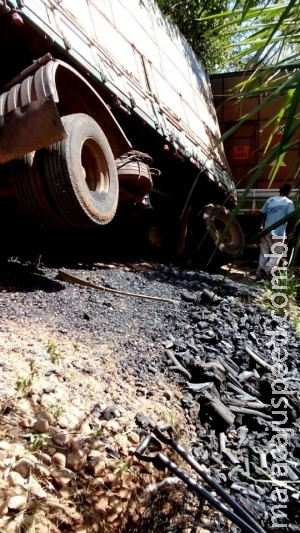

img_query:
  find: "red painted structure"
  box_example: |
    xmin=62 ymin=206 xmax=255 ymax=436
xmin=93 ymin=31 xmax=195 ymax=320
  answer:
xmin=210 ymin=70 xmax=300 ymax=190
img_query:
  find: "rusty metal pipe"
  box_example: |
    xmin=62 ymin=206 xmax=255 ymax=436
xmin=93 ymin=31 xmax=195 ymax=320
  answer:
xmin=4 ymin=54 xmax=53 ymax=91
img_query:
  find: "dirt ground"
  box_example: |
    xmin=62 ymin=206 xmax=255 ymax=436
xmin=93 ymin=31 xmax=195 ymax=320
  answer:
xmin=0 ymin=248 xmax=299 ymax=532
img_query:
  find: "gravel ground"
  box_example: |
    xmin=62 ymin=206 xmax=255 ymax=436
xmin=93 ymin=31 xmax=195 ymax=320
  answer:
xmin=0 ymin=242 xmax=299 ymax=533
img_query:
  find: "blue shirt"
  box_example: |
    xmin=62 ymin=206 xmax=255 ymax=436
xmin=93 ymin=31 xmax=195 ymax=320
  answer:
xmin=261 ymin=195 xmax=295 ymax=237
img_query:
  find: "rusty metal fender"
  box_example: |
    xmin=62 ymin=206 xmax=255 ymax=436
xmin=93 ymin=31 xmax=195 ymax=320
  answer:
xmin=0 ymin=57 xmax=132 ymax=164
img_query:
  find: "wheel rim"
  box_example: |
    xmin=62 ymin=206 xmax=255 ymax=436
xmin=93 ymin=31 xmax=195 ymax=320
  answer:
xmin=211 ymin=217 xmax=231 ymax=246
xmin=204 ymin=208 xmax=244 ymax=255
xmin=42 ymin=113 xmax=119 ymax=228
xmin=189 ymin=204 xmax=244 ymax=262
xmin=81 ymin=138 xmax=110 ymax=194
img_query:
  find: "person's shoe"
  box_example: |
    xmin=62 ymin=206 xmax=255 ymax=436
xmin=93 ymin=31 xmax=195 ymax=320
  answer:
xmin=249 ymin=273 xmax=262 ymax=282
xmin=260 ymin=268 xmax=269 ymax=279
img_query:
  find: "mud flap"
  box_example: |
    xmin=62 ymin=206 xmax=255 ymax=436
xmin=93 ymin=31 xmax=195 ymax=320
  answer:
xmin=0 ymin=97 xmax=66 ymax=163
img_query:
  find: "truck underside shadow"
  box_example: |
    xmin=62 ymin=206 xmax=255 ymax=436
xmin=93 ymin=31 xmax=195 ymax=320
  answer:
xmin=0 ymin=1 xmax=242 ymax=268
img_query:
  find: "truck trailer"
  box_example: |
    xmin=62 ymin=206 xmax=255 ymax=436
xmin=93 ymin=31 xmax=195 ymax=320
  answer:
xmin=0 ymin=0 xmax=244 ymax=265
xmin=211 ymin=70 xmax=300 ymax=248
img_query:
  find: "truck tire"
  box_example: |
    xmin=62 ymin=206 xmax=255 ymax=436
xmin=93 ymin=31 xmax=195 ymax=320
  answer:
xmin=190 ymin=204 xmax=244 ymax=269
xmin=116 ymin=160 xmax=153 ymax=197
xmin=12 ymin=152 xmax=67 ymax=229
xmin=42 ymin=113 xmax=119 ymax=228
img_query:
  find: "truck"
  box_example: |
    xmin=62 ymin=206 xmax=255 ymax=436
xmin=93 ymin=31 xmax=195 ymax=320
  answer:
xmin=211 ymin=70 xmax=300 ymax=251
xmin=0 ymin=0 xmax=244 ymax=266
xmin=210 ymin=70 xmax=300 ymax=191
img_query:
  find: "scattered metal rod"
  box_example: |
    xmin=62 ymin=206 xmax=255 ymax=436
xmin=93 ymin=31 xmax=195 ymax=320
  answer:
xmin=227 ymin=383 xmax=258 ymax=400
xmin=223 ymin=449 xmax=240 ymax=465
xmin=222 ymin=353 xmax=240 ymax=373
xmin=220 ymin=339 xmax=234 ymax=350
xmin=201 ymin=390 xmax=236 ymax=427
xmin=187 ymin=382 xmax=210 ymax=391
xmin=211 ymin=454 xmax=224 ymax=466
xmin=231 ymin=484 xmax=261 ymax=500
xmin=226 ymin=371 xmax=247 ymax=389
xmin=245 ymin=345 xmax=273 ymax=373
xmin=58 ymin=268 xmax=179 ymax=304
xmin=219 ymin=433 xmax=240 ymax=464
xmin=219 ymin=432 xmax=227 ymax=453
xmin=224 ymin=398 xmax=270 ymax=410
xmin=145 ymin=450 xmax=259 ymax=532
xmin=231 ymin=483 xmax=247 ymax=494
xmin=259 ymin=451 xmax=268 ymax=470
xmin=165 ymin=349 xmax=192 ymax=380
xmin=238 ymin=370 xmax=260 ymax=383
xmin=135 ymin=425 xmax=266 ymax=533
xmin=237 ymin=426 xmax=248 ymax=448
xmin=228 ymin=406 xmax=273 ymax=420
xmin=244 ymin=457 xmax=250 ymax=475
xmin=218 ymin=356 xmax=239 ymax=376
xmin=195 ymin=361 xmax=226 ymax=372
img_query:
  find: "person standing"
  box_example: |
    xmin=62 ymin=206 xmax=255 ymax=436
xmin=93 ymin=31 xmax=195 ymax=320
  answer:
xmin=255 ymin=184 xmax=295 ymax=280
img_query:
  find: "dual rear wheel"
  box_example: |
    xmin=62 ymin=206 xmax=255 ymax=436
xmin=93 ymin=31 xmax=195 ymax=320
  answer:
xmin=188 ymin=204 xmax=244 ymax=268
xmin=11 ymin=113 xmax=244 ymax=267
xmin=146 ymin=204 xmax=244 ymax=268
xmin=12 ymin=113 xmax=119 ymax=229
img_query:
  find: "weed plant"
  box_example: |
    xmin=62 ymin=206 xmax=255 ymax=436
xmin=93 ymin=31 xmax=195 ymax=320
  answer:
xmin=46 ymin=339 xmax=63 ymax=364
xmin=255 ymin=268 xmax=300 ymax=335
xmin=15 ymin=359 xmax=38 ymax=395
